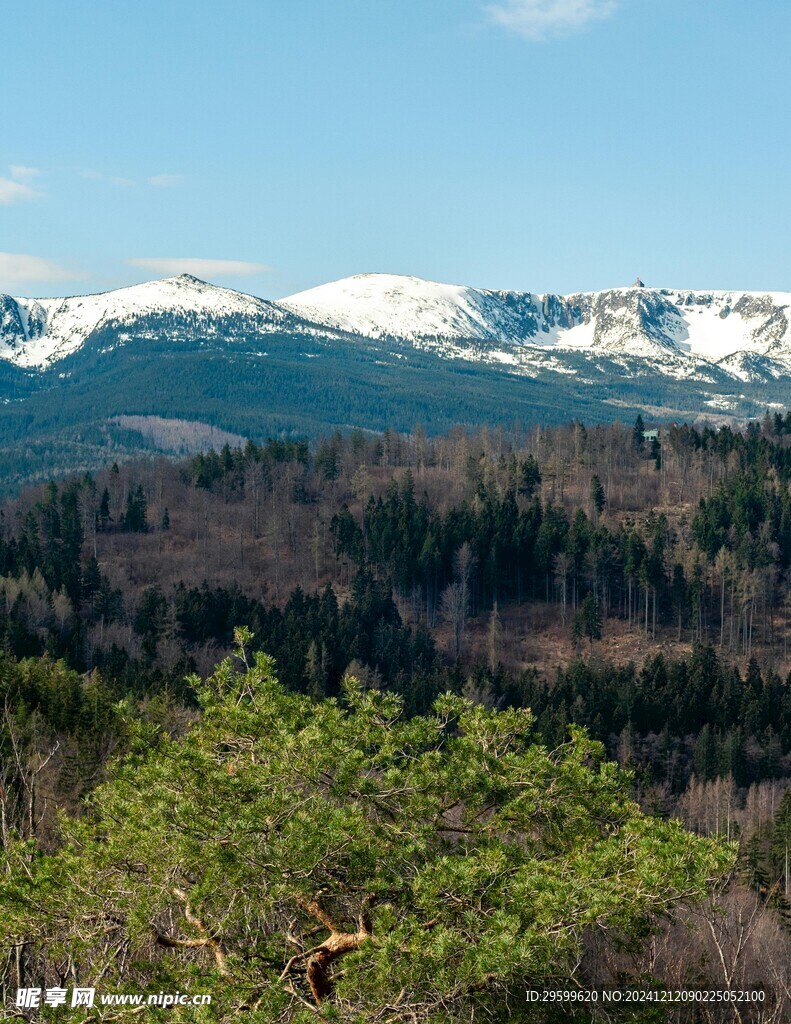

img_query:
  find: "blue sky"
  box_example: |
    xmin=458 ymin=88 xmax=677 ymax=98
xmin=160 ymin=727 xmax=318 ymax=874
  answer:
xmin=2 ymin=0 xmax=789 ymax=298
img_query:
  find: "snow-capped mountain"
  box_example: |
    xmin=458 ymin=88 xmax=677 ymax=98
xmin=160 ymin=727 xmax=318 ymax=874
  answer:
xmin=281 ymin=274 xmax=791 ymax=374
xmin=279 ymin=274 xmax=534 ymax=344
xmin=1 ymin=271 xmax=790 ymax=385
xmin=0 ymin=274 xmax=296 ymax=368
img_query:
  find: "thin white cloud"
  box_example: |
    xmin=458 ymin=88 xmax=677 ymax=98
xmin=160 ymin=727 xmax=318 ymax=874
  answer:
xmin=0 ymin=179 xmax=40 ymax=204
xmin=0 ymin=166 xmax=45 ymax=205
xmin=147 ymin=173 xmax=185 ymax=188
xmin=9 ymin=165 xmax=41 ymax=180
xmin=127 ymin=258 xmax=272 ymax=278
xmin=485 ymin=0 xmax=618 ymax=40
xmin=0 ymin=252 xmax=84 ymax=286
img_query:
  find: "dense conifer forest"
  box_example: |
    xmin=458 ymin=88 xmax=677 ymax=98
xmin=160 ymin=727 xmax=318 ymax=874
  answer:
xmin=3 ymin=413 xmax=791 ymax=1019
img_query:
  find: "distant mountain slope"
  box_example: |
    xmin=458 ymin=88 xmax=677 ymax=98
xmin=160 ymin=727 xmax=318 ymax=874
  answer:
xmin=0 ymin=270 xmax=789 ymax=493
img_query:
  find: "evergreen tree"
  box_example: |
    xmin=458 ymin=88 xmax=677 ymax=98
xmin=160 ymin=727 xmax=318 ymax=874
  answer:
xmin=694 ymin=724 xmax=717 ymax=782
xmin=133 ymin=586 xmax=168 ymax=658
xmin=772 ymin=789 xmax=791 ymax=898
xmin=518 ymin=455 xmax=541 ymax=497
xmin=0 ymin=638 xmax=734 ymax=1021
xmin=590 ymin=474 xmax=606 ymax=526
xmin=741 ymin=828 xmax=771 ymax=895
xmin=97 ymin=487 xmax=111 ymax=531
xmin=573 ymin=594 xmax=602 ymax=648
xmin=122 ymin=484 xmax=148 ymax=533
xmin=633 ymin=414 xmax=646 ymax=453
xmin=81 ymin=555 xmax=102 ymax=604
xmin=305 ymin=639 xmax=329 ymax=700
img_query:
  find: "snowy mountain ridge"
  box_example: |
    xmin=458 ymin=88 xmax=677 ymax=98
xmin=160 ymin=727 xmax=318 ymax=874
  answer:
xmin=1 ymin=271 xmax=791 ymax=383
xmin=0 ymin=274 xmax=291 ymax=368
xmin=281 ymin=274 xmax=791 ymax=371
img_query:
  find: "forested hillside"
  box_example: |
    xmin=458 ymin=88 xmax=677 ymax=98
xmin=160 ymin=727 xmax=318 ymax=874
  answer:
xmin=3 ymin=414 xmax=791 ymax=1019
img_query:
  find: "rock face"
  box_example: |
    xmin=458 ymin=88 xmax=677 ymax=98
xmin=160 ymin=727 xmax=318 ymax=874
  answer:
xmin=0 ymin=295 xmax=26 ymax=354
xmin=1 ymin=271 xmax=791 ymax=383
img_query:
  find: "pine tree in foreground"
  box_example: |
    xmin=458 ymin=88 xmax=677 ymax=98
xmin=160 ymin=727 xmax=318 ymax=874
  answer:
xmin=1 ymin=630 xmax=733 ymax=1022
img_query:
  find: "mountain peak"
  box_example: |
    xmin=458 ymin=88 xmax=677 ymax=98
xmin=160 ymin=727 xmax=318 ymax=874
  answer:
xmin=0 ymin=273 xmax=276 ymax=369
xmin=167 ymin=273 xmax=210 ymax=287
